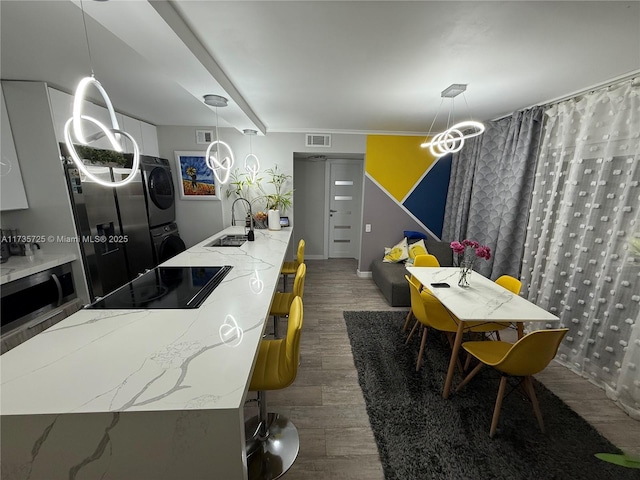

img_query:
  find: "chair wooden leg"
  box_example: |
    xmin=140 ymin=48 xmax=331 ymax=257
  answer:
xmin=495 ymin=331 xmax=501 ymax=341
xmin=273 ymin=316 xmax=279 ymax=338
xmin=406 ymin=318 xmax=420 ymax=344
xmin=416 ymin=328 xmax=428 ymax=371
xmin=445 ymin=333 xmax=464 ymax=372
xmin=524 ymin=376 xmax=545 ymax=433
xmin=456 ymin=361 xmax=484 ymax=392
xmin=403 ymin=309 xmax=414 ymax=331
xmin=464 ymin=352 xmax=473 ymax=371
xmin=490 ymin=376 xmax=508 ymax=438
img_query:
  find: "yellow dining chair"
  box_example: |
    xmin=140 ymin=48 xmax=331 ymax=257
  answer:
xmin=270 ymin=262 xmax=306 ymax=337
xmin=456 ymin=328 xmax=568 ymax=437
xmin=405 ymin=275 xmax=461 ymax=371
xmin=406 ymin=275 xmax=513 ymax=372
xmin=246 ymin=296 xmax=304 ymax=479
xmin=494 ymin=275 xmax=523 ymax=340
xmin=402 ymin=254 xmax=440 ymax=333
xmin=281 ymin=239 xmax=305 ymax=291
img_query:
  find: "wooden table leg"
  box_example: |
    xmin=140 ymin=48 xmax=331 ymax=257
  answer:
xmin=517 ymin=323 xmax=524 ymax=339
xmin=443 ymin=319 xmax=465 ymax=399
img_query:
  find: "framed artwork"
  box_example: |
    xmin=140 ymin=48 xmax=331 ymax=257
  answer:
xmin=174 ymin=151 xmax=219 ymax=200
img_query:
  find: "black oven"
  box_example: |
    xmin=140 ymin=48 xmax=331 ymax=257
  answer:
xmin=1 ymin=263 xmax=77 ymax=335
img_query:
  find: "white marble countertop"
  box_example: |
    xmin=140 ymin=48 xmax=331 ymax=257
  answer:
xmin=0 ymin=253 xmax=78 ymax=285
xmin=0 ymin=226 xmax=292 ymax=416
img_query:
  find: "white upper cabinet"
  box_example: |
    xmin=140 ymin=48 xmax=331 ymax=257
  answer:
xmin=1 ymin=84 xmax=29 ymax=211
xmin=121 ymin=115 xmax=143 ymax=154
xmin=47 ymin=87 xmax=159 ymax=157
xmin=139 ymin=121 xmax=159 ymax=157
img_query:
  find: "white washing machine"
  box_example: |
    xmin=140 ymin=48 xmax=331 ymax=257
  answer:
xmin=140 ymin=155 xmax=176 ymax=228
xmin=150 ymin=222 xmax=186 ymax=265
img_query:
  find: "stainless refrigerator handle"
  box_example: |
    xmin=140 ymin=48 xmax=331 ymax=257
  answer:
xmin=51 ymin=273 xmax=63 ymax=307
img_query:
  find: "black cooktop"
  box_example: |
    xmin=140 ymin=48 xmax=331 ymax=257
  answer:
xmin=87 ymin=266 xmax=233 ymax=310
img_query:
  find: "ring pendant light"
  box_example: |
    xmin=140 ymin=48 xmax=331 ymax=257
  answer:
xmin=421 ymin=84 xmax=485 ymax=158
xmin=64 ymin=0 xmax=140 ymax=188
xmin=243 ymin=129 xmax=260 ymax=182
xmin=203 ymin=94 xmax=234 ymax=185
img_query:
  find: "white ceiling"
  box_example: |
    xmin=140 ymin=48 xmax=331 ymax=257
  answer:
xmin=2 ymin=0 xmax=639 ymax=136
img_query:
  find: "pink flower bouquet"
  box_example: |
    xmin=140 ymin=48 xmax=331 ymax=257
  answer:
xmin=450 ymin=239 xmax=491 ymax=287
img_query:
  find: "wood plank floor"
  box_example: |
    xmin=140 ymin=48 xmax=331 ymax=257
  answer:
xmin=244 ymin=258 xmax=639 ymax=479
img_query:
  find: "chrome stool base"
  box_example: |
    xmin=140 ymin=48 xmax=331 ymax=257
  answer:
xmin=245 ymin=412 xmax=299 ymax=480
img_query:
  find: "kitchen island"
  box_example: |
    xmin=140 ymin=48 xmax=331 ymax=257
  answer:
xmin=0 ymin=226 xmax=292 ymax=480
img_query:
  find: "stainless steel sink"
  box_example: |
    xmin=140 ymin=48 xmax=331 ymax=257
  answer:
xmin=206 ymin=234 xmax=248 ymax=247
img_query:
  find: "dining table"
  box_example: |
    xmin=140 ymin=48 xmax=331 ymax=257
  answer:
xmin=405 ymin=266 xmax=560 ymax=399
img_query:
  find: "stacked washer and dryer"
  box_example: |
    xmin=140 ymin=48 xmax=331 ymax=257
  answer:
xmin=139 ymin=156 xmax=186 ymax=265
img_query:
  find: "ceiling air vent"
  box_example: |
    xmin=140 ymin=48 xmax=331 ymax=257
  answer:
xmin=306 ymin=134 xmax=331 ymax=147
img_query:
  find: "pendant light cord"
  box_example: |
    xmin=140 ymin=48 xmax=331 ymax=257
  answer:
xmin=214 ymin=106 xmax=220 ymax=156
xmin=79 ymin=0 xmax=95 ymax=76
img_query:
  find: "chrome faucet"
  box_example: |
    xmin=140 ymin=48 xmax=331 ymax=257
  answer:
xmin=231 ymin=197 xmax=255 ymax=241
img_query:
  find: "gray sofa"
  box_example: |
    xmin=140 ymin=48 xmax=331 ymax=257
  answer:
xmin=371 ymin=238 xmax=453 ymax=307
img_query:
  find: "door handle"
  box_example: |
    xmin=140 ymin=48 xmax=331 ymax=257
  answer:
xmin=51 ymin=273 xmax=63 ymax=308
xmin=330 ymin=209 xmax=338 ymax=213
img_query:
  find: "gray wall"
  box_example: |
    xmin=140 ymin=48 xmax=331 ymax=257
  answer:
xmin=157 ymin=126 xmax=366 ymax=253
xmin=359 ymin=175 xmax=431 ymax=273
xmin=293 ymin=158 xmax=327 ymax=259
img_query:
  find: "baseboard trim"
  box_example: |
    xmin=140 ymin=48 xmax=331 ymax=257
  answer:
xmin=357 ymin=270 xmax=372 ymax=278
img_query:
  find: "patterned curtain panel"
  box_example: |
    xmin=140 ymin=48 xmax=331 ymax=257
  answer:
xmin=442 ymin=107 xmax=543 ymax=279
xmin=521 ymin=79 xmax=640 ymax=419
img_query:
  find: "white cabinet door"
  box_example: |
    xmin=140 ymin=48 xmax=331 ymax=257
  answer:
xmin=121 ymin=115 xmax=143 ymax=154
xmin=140 ymin=121 xmax=159 ymax=157
xmin=48 ymin=87 xmax=73 ymax=144
xmin=1 ymin=84 xmax=29 ymax=211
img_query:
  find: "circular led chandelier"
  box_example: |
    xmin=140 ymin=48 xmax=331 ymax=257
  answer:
xmin=204 ymin=94 xmax=234 ymax=185
xmin=243 ymin=129 xmax=260 ymax=182
xmin=421 ymin=84 xmax=485 ymax=158
xmin=64 ymin=76 xmax=140 ymax=187
xmin=64 ymin=0 xmax=140 ymax=187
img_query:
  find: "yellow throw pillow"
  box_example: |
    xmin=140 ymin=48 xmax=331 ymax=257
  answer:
xmin=406 ymin=239 xmax=428 ymax=264
xmin=383 ymin=237 xmax=409 ymax=263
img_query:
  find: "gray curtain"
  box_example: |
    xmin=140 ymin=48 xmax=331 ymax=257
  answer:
xmin=442 ymin=107 xmax=544 ymax=279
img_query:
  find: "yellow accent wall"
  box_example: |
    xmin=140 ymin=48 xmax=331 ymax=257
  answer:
xmin=365 ymin=135 xmax=436 ymax=202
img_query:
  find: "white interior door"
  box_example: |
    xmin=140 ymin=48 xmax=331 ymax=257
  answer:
xmin=328 ymin=160 xmax=363 ymax=258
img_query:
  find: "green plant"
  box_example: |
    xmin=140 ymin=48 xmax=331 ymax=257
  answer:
xmin=262 ymin=166 xmax=293 ymax=212
xmin=225 ymin=165 xmax=293 ymax=214
xmin=225 ymin=169 xmax=262 ymax=204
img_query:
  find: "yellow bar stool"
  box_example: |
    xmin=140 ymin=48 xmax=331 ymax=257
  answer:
xmin=246 ymin=296 xmax=304 ymax=479
xmin=270 ymin=262 xmax=306 ymax=337
xmin=280 ymin=239 xmax=305 ymax=291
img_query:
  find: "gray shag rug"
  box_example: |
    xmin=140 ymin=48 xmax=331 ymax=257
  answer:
xmin=344 ymin=310 xmax=635 ymax=480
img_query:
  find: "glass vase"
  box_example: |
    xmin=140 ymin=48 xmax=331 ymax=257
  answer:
xmin=458 ymin=261 xmax=473 ymax=287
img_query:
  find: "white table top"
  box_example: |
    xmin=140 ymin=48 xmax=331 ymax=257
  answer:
xmin=406 ymin=266 xmax=559 ymax=323
xmin=0 ymin=226 xmax=292 ymax=416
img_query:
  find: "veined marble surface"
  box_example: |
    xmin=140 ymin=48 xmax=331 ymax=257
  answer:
xmin=1 ymin=227 xmax=291 ymax=415
xmin=0 ymin=253 xmax=77 ymax=285
xmin=1 ymin=226 xmax=292 ymax=480
xmin=406 ymin=266 xmax=559 ymax=324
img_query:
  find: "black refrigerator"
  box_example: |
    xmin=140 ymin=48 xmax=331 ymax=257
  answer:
xmin=62 ymin=146 xmax=155 ymax=301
